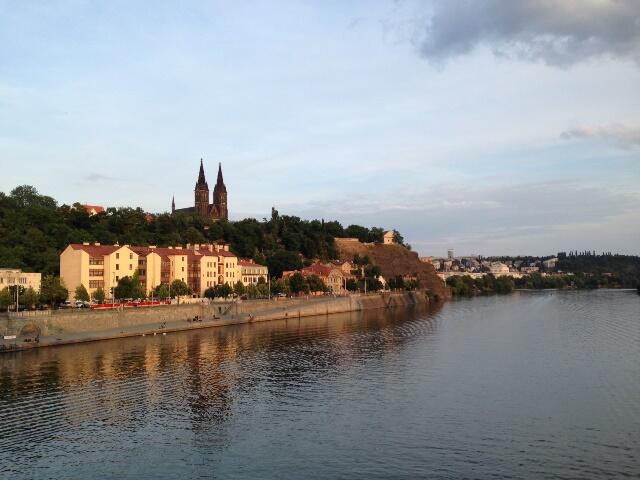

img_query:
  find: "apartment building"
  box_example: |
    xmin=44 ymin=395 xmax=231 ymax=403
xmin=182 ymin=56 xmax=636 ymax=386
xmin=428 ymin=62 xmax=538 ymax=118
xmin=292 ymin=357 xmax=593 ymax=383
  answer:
xmin=238 ymin=259 xmax=268 ymax=285
xmin=61 ymin=242 xmax=263 ymax=301
xmin=0 ymin=268 xmax=42 ymax=292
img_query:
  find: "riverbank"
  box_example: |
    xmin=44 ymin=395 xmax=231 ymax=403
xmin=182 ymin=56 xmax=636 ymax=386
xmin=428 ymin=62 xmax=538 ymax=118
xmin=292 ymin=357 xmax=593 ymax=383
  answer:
xmin=0 ymin=291 xmax=430 ymax=352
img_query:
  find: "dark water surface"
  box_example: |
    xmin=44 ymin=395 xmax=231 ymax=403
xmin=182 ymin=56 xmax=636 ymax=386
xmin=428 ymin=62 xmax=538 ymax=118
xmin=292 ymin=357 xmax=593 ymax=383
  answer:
xmin=1 ymin=290 xmax=639 ymax=479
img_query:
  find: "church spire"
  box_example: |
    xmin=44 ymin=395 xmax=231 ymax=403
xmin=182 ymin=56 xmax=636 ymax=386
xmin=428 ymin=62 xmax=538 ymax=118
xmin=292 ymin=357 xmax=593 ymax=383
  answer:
xmin=216 ymin=162 xmax=224 ymax=185
xmin=197 ymin=158 xmax=207 ymax=186
xmin=171 ymin=195 xmax=175 ymax=214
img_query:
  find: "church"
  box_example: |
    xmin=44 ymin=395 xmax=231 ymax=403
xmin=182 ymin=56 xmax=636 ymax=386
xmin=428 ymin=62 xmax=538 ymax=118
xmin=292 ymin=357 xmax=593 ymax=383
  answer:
xmin=172 ymin=159 xmax=228 ymax=221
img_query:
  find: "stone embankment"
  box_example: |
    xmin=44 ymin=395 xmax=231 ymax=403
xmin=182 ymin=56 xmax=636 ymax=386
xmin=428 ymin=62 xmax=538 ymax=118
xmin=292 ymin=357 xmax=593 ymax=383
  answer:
xmin=0 ymin=291 xmax=430 ymax=352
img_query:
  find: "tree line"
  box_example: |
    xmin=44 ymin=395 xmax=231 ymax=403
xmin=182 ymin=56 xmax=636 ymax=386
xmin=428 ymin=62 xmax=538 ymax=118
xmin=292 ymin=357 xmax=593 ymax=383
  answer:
xmin=0 ymin=186 xmax=397 ymax=280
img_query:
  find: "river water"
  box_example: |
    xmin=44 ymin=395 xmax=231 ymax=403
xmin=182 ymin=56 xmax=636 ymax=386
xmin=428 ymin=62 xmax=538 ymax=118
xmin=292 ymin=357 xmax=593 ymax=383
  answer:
xmin=1 ymin=290 xmax=639 ymax=479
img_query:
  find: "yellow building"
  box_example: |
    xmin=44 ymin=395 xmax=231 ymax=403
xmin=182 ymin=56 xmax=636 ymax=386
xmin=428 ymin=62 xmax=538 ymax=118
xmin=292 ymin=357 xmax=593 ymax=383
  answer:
xmin=0 ymin=268 xmax=42 ymax=292
xmin=60 ymin=243 xmax=139 ymax=301
xmin=238 ymin=259 xmax=268 ymax=285
xmin=61 ymin=242 xmax=244 ymax=301
xmin=383 ymin=230 xmax=395 ymax=245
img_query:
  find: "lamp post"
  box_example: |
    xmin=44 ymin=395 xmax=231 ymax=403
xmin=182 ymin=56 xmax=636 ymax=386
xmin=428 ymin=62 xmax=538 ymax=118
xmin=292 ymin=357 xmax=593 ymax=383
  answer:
xmin=111 ymin=272 xmax=116 ymax=305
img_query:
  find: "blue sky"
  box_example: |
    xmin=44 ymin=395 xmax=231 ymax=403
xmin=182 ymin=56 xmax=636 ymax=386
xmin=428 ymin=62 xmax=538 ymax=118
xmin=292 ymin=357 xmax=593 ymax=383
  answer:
xmin=1 ymin=0 xmax=639 ymax=256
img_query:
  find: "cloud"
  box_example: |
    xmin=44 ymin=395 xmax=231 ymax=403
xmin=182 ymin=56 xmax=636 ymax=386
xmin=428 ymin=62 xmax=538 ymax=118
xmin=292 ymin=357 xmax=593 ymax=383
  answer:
xmin=561 ymin=124 xmax=640 ymax=148
xmin=83 ymin=173 xmax=115 ymax=182
xmin=414 ymin=0 xmax=640 ymax=66
xmin=283 ymin=181 xmax=640 ymax=255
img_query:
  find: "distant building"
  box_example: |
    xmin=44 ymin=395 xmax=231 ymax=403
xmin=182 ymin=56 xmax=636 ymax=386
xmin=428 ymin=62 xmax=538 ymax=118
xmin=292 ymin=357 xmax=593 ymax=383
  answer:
xmin=238 ymin=259 xmax=268 ymax=285
xmin=489 ymin=262 xmax=510 ymax=275
xmin=383 ymin=231 xmax=395 ymax=245
xmin=542 ymin=258 xmax=558 ymax=269
xmin=0 ymin=268 xmax=41 ymax=292
xmin=81 ymin=204 xmax=105 ymax=216
xmin=521 ymin=266 xmax=540 ymax=274
xmin=172 ymin=159 xmax=228 ymax=221
xmin=447 ymin=249 xmax=454 ymax=259
xmin=283 ymin=262 xmax=345 ymax=293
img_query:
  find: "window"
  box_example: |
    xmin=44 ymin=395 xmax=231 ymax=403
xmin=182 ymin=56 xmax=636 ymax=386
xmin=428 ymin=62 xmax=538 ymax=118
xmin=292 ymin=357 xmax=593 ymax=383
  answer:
xmin=129 ymin=264 xmax=133 ymax=270
xmin=129 ymin=253 xmax=133 ymax=259
xmin=116 ymin=264 xmax=119 ymax=270
xmin=116 ymin=276 xmax=119 ymax=281
xmin=89 ymin=269 xmax=103 ymax=277
xmin=89 ymin=258 xmax=103 ymax=265
xmin=116 ymin=253 xmax=120 ymax=259
xmin=182 ymin=266 xmax=184 ymax=272
xmin=89 ymin=280 xmax=104 ymax=289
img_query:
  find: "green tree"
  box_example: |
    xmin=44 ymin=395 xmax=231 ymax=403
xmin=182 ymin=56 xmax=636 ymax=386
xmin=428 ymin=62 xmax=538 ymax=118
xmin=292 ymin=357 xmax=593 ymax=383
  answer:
xmin=40 ymin=275 xmax=69 ymax=306
xmin=266 ymin=250 xmax=302 ymax=278
xmin=154 ymin=283 xmax=170 ymax=299
xmin=0 ymin=287 xmax=12 ymax=311
xmin=114 ymin=272 xmax=146 ymax=300
xmin=203 ymin=286 xmax=216 ymax=299
xmin=234 ymin=280 xmax=245 ymax=296
xmin=345 ymin=278 xmax=357 ymax=291
xmin=170 ymin=279 xmax=191 ymax=297
xmin=21 ymin=287 xmax=39 ymax=309
xmin=75 ymin=284 xmax=90 ymax=302
xmin=270 ymin=278 xmax=288 ymax=296
xmin=214 ymin=283 xmax=233 ymax=298
xmin=93 ymin=287 xmax=106 ymax=303
xmin=306 ymin=274 xmax=326 ymax=293
xmin=288 ymin=272 xmax=309 ymax=294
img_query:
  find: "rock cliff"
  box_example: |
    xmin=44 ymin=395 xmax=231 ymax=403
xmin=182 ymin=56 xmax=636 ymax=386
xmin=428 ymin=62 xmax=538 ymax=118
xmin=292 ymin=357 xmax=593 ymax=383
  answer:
xmin=335 ymin=238 xmax=450 ymax=299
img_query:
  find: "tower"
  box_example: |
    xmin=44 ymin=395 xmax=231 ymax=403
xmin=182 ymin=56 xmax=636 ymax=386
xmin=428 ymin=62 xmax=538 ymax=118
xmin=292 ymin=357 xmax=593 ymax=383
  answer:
xmin=212 ymin=162 xmax=228 ymax=221
xmin=171 ymin=195 xmax=175 ymax=214
xmin=194 ymin=159 xmax=210 ymax=216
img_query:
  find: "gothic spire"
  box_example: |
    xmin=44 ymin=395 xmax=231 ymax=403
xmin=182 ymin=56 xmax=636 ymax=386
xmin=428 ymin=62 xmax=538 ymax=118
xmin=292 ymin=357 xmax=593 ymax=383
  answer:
xmin=197 ymin=158 xmax=207 ymax=186
xmin=171 ymin=195 xmax=175 ymax=213
xmin=216 ymin=162 xmax=224 ymax=185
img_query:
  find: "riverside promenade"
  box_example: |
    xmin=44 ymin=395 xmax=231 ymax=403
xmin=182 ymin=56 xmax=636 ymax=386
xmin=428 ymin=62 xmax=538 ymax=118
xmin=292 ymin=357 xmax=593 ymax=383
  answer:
xmin=0 ymin=291 xmax=430 ymax=352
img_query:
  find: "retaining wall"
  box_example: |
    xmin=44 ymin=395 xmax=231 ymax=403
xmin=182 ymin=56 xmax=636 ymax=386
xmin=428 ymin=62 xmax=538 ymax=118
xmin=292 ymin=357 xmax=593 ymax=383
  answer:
xmin=0 ymin=292 xmax=429 ymax=345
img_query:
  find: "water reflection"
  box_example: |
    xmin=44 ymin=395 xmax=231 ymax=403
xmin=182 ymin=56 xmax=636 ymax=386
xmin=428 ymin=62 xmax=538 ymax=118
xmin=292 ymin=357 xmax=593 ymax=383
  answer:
xmin=3 ymin=292 xmax=637 ymax=479
xmin=0 ymin=303 xmax=440 ymax=461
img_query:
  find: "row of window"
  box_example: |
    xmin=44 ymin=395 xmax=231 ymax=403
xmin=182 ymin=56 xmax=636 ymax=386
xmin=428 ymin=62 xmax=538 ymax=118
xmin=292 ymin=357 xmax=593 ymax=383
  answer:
xmin=89 ymin=280 xmax=104 ymax=289
xmin=89 ymin=269 xmax=103 ymax=277
xmin=0 ymin=277 xmax=29 ymax=284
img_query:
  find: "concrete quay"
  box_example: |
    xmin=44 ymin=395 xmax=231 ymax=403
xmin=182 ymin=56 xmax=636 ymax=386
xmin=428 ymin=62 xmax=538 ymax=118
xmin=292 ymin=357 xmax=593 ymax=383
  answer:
xmin=0 ymin=291 xmax=430 ymax=352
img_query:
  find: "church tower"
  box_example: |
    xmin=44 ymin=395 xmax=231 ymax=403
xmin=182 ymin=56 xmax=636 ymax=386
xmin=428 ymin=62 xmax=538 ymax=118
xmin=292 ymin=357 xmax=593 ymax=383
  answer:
xmin=212 ymin=162 xmax=228 ymax=221
xmin=194 ymin=159 xmax=210 ymax=216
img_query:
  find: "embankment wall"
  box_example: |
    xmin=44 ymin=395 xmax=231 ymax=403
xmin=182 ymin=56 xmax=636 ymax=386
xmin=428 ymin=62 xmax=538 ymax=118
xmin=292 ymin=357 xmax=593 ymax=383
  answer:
xmin=0 ymin=292 xmax=429 ymax=341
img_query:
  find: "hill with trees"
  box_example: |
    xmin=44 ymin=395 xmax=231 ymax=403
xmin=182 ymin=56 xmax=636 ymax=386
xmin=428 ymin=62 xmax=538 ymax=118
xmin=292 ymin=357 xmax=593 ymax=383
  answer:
xmin=0 ymin=185 xmax=395 ymax=279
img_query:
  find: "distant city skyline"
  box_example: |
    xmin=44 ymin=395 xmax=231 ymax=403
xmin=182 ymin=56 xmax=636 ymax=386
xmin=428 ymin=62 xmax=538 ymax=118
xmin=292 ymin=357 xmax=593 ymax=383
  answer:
xmin=1 ymin=1 xmax=639 ymax=257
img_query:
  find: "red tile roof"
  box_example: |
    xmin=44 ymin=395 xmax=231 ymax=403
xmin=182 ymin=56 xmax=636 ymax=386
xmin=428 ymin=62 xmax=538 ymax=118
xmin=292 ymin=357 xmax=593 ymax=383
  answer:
xmin=82 ymin=204 xmax=105 ymax=214
xmin=70 ymin=243 xmax=121 ymax=256
xmin=238 ymin=258 xmax=266 ymax=267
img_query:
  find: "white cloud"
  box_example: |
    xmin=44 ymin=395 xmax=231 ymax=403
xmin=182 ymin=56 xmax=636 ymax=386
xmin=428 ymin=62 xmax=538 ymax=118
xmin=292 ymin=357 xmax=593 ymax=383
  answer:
xmin=561 ymin=124 xmax=640 ymax=148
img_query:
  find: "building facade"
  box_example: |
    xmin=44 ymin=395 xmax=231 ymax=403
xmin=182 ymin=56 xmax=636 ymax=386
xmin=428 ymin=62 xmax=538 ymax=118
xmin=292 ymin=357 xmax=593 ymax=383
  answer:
xmin=238 ymin=259 xmax=268 ymax=285
xmin=172 ymin=159 xmax=228 ymax=221
xmin=0 ymin=269 xmax=42 ymax=292
xmin=61 ymin=243 xmax=267 ymax=301
xmin=283 ymin=262 xmax=345 ymax=293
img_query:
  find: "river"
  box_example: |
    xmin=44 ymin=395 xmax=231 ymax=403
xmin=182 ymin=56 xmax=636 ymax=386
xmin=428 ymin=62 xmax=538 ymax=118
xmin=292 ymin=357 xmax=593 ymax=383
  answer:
xmin=1 ymin=290 xmax=638 ymax=479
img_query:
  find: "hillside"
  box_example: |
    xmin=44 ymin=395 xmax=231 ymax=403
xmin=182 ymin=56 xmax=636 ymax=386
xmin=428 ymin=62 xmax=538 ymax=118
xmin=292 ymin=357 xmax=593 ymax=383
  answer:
xmin=0 ymin=185 xmax=392 ymax=278
xmin=335 ymin=239 xmax=450 ymax=299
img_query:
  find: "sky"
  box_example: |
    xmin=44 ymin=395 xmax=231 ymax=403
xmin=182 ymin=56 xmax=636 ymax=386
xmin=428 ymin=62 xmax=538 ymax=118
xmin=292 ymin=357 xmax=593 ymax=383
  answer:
xmin=1 ymin=0 xmax=639 ymax=257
